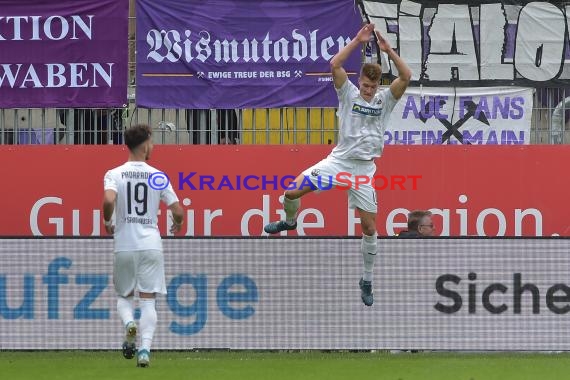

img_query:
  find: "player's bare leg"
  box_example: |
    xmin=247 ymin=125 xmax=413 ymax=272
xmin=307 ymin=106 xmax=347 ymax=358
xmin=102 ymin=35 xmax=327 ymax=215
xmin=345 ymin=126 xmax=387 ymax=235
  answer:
xmin=264 ymin=174 xmax=316 ymax=234
xmin=358 ymin=209 xmax=377 ymax=306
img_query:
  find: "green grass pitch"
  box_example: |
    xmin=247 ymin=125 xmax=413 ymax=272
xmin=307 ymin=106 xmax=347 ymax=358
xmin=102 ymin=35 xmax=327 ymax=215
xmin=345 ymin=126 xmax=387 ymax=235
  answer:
xmin=1 ymin=351 xmax=569 ymax=380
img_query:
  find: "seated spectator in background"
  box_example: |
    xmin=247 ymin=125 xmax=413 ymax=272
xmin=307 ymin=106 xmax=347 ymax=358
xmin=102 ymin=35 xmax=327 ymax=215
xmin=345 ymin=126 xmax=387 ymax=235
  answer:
xmin=219 ymin=132 xmax=237 ymax=145
xmin=398 ymin=210 xmax=435 ymax=237
xmin=58 ymin=109 xmax=123 ymax=144
xmin=2 ymin=110 xmax=67 ymax=144
xmin=186 ymin=109 xmax=239 ymax=144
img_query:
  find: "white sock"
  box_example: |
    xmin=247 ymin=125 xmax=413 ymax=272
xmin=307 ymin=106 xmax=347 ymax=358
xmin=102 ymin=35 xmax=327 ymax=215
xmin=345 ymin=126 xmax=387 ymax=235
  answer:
xmin=361 ymin=233 xmax=378 ymax=282
xmin=139 ymin=298 xmax=157 ymax=352
xmin=283 ymin=196 xmax=300 ymax=224
xmin=117 ymin=296 xmax=135 ymax=327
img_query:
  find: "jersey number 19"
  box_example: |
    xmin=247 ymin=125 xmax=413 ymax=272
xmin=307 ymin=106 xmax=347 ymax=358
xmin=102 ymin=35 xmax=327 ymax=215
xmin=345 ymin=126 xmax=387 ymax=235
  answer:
xmin=126 ymin=182 xmax=148 ymax=216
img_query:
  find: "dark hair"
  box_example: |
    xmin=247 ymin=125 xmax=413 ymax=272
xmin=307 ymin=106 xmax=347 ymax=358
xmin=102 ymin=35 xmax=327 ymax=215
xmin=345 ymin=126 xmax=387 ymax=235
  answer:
xmin=360 ymin=63 xmax=382 ymax=82
xmin=407 ymin=210 xmax=432 ymax=231
xmin=124 ymin=124 xmax=152 ymax=151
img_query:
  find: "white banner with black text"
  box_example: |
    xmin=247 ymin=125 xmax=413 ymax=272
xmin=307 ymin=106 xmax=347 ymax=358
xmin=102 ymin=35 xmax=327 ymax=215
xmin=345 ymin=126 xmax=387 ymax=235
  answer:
xmin=358 ymin=0 xmax=570 ymax=87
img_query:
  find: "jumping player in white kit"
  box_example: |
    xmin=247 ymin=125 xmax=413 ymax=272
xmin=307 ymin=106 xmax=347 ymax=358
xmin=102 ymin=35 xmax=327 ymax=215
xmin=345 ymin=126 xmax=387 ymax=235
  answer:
xmin=264 ymin=23 xmax=411 ymax=307
xmin=102 ymin=124 xmax=184 ymax=367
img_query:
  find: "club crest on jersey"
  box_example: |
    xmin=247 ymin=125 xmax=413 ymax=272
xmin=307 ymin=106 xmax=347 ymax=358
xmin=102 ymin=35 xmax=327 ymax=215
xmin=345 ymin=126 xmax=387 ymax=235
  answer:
xmin=352 ymin=104 xmax=382 ymax=116
xmin=311 ymin=169 xmax=320 ymax=176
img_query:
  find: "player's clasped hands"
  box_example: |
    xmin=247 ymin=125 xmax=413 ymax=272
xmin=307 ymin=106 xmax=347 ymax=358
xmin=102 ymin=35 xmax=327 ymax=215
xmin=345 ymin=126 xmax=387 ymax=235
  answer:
xmin=356 ymin=23 xmax=375 ymax=43
xmin=357 ymin=23 xmax=392 ymax=53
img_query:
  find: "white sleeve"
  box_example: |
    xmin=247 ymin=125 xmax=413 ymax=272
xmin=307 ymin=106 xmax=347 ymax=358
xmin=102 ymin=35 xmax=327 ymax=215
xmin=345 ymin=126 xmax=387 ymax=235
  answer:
xmin=335 ymin=79 xmax=352 ymax=101
xmin=382 ymin=87 xmax=399 ymax=116
xmin=161 ymin=183 xmax=179 ymax=206
xmin=336 ymin=80 xmax=359 ymax=117
xmin=103 ymin=170 xmax=117 ymax=192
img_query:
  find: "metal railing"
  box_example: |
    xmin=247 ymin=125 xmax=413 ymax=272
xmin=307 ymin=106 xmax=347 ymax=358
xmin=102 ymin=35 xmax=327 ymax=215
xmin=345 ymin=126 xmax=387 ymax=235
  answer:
xmin=1 ymin=87 xmax=569 ymax=145
xmin=0 ymin=103 xmax=341 ymax=145
xmin=1 ymin=0 xmax=569 ymax=145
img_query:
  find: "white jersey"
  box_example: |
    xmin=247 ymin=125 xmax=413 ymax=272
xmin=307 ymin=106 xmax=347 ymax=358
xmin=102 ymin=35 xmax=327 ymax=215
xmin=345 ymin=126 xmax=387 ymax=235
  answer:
xmin=104 ymin=161 xmax=179 ymax=252
xmin=330 ymin=79 xmax=398 ymax=160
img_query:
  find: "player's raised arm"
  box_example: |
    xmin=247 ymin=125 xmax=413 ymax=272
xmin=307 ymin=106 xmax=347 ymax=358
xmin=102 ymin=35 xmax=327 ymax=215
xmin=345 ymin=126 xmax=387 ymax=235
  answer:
xmin=330 ymin=23 xmax=375 ymax=89
xmin=375 ymin=30 xmax=412 ymax=100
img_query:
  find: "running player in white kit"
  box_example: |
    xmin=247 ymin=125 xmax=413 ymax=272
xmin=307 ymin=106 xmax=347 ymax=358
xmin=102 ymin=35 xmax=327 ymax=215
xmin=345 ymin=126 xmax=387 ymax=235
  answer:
xmin=102 ymin=124 xmax=184 ymax=367
xmin=264 ymin=24 xmax=411 ymax=307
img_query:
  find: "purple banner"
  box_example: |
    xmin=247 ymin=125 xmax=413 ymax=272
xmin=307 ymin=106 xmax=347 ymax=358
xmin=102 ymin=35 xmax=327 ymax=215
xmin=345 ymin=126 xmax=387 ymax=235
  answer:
xmin=0 ymin=0 xmax=128 ymax=108
xmin=136 ymin=0 xmax=362 ymax=109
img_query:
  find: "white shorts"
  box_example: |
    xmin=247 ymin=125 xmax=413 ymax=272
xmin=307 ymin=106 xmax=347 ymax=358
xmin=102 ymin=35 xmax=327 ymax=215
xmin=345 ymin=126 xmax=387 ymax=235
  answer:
xmin=301 ymin=155 xmax=378 ymax=213
xmin=113 ymin=249 xmax=167 ymax=297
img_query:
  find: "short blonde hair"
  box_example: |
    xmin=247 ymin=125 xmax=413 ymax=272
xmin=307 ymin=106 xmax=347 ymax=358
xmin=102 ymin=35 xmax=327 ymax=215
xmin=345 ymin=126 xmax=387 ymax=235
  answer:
xmin=360 ymin=63 xmax=382 ymax=82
